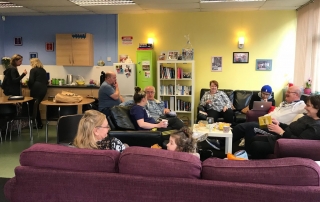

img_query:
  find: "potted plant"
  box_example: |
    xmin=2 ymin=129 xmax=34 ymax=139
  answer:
xmin=1 ymin=56 xmax=11 ymax=69
xmin=304 ymin=78 xmax=312 ymax=95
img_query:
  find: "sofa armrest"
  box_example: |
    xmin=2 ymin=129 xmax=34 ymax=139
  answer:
xmin=4 ymin=176 xmax=16 ymax=201
xmin=246 ymin=110 xmax=267 ymax=122
xmin=274 ymin=139 xmax=320 ymax=161
xmin=109 ymin=130 xmax=162 ymax=147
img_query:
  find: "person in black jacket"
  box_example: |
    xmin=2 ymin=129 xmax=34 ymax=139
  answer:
xmin=28 ymin=58 xmax=48 ymax=128
xmin=248 ymin=85 xmax=275 ymax=110
xmin=2 ymin=54 xmax=27 ymax=96
xmin=249 ymin=95 xmax=320 ymax=159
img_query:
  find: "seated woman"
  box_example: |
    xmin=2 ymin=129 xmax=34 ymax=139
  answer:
xmin=250 ymin=95 xmax=320 ymax=159
xmin=200 ymin=80 xmax=234 ymax=123
xmin=73 ymin=110 xmax=126 ymax=152
xmin=129 ymin=87 xmax=168 ymax=131
xmin=248 ymin=85 xmax=275 ymax=110
xmin=166 ymin=126 xmax=199 ymax=158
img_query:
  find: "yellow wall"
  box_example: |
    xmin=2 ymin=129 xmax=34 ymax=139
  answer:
xmin=118 ymin=11 xmax=297 ymax=115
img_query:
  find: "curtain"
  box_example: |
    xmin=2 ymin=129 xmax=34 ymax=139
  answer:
xmin=294 ymin=0 xmax=320 ymax=94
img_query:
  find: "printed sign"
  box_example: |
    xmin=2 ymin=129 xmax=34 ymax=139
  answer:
xmin=122 ymin=36 xmax=133 ymax=45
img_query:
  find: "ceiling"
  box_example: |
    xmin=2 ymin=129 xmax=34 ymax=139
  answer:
xmin=0 ymin=0 xmax=311 ymax=16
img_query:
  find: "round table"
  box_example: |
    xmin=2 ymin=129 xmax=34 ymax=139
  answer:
xmin=41 ymin=98 xmax=95 ymax=143
xmin=0 ymin=96 xmax=33 ymax=104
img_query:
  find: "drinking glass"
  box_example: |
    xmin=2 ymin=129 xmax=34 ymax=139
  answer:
xmin=206 ymin=117 xmax=214 ymax=124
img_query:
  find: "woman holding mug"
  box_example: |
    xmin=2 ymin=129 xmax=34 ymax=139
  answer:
xmin=130 ymin=87 xmax=168 ymax=131
xmin=200 ymin=80 xmax=234 ymax=124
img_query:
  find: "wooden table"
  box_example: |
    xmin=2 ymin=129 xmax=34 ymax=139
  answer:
xmin=0 ymin=96 xmax=34 ymax=141
xmin=41 ymin=98 xmax=95 ymax=143
xmin=0 ymin=96 xmax=33 ymax=104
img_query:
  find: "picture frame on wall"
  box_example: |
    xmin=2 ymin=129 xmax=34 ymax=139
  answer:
xmin=233 ymin=52 xmax=249 ymax=63
xmin=45 ymin=42 xmax=54 ymax=51
xmin=256 ymin=59 xmax=272 ymax=71
xmin=211 ymin=56 xmax=222 ymax=72
xmin=14 ymin=37 xmax=23 ymax=46
xmin=29 ymin=52 xmax=38 ymax=59
xmin=167 ymin=51 xmax=179 ymax=60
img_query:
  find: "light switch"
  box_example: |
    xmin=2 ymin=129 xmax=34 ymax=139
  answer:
xmin=107 ymin=57 xmax=111 ymax=62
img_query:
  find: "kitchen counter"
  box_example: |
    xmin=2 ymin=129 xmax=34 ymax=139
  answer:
xmin=21 ymin=85 xmax=100 ymax=89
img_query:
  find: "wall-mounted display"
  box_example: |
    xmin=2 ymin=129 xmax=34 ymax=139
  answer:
xmin=233 ymin=52 xmax=249 ymax=63
xmin=211 ymin=56 xmax=222 ymax=72
xmin=46 ymin=42 xmax=54 ymax=51
xmin=30 ymin=52 xmax=38 ymax=59
xmin=256 ymin=59 xmax=272 ymax=71
xmin=14 ymin=37 xmax=23 ymax=46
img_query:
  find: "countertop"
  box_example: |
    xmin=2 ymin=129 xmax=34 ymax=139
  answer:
xmin=20 ymin=85 xmax=100 ymax=89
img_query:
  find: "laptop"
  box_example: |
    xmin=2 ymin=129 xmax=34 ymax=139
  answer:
xmin=252 ymin=101 xmax=272 ymax=111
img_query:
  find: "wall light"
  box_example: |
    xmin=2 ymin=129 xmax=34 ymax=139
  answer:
xmin=238 ymin=37 xmax=245 ymax=49
xmin=147 ymin=38 xmax=154 ymax=44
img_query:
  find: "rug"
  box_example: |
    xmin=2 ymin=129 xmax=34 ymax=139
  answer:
xmin=0 ymin=178 xmax=10 ymax=202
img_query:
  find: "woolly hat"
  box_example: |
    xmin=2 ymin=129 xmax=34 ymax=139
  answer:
xmin=261 ymin=85 xmax=272 ymax=93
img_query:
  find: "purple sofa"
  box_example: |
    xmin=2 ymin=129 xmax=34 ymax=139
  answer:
xmin=5 ymin=143 xmax=320 ymax=202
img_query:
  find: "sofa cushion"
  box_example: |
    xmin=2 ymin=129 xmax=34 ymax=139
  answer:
xmin=233 ymin=90 xmax=253 ymax=110
xmin=20 ymin=143 xmax=120 ymax=173
xmin=110 ymin=106 xmax=136 ymax=130
xmin=119 ymin=147 xmax=201 ymax=179
xmin=202 ymin=157 xmax=320 ymax=186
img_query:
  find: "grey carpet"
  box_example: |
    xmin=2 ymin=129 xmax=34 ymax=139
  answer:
xmin=0 ymin=178 xmax=10 ymax=202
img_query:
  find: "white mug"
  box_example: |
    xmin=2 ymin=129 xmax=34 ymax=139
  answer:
xmin=162 ymin=119 xmax=168 ymax=126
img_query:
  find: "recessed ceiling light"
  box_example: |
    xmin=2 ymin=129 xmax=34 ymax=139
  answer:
xmin=69 ymin=0 xmax=135 ymax=6
xmin=0 ymin=2 xmax=23 ymax=8
xmin=201 ymin=0 xmax=266 ymax=2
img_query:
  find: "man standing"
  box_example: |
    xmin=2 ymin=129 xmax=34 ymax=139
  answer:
xmin=144 ymin=86 xmax=184 ymax=130
xmin=98 ymin=71 xmax=124 ymax=117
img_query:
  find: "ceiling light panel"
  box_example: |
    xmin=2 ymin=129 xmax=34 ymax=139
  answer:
xmin=69 ymin=0 xmax=135 ymax=6
xmin=0 ymin=1 xmax=23 ymax=8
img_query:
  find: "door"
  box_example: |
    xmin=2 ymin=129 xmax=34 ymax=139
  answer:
xmin=56 ymin=34 xmax=72 ymax=66
xmin=136 ymin=50 xmax=155 ymax=90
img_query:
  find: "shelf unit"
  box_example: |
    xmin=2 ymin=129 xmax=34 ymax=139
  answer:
xmin=157 ymin=60 xmax=195 ymax=126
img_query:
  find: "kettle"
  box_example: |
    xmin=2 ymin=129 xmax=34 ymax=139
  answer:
xmin=66 ymin=74 xmax=73 ymax=85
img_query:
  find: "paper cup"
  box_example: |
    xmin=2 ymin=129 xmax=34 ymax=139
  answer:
xmin=162 ymin=119 xmax=168 ymax=126
xmin=223 ymin=126 xmax=230 ymax=133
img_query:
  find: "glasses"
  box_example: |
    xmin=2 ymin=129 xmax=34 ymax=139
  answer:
xmin=287 ymin=91 xmax=297 ymax=94
xmin=96 ymin=126 xmax=110 ymax=130
xmin=145 ymin=91 xmax=155 ymax=94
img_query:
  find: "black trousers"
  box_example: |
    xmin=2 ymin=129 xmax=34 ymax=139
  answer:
xmin=206 ymin=108 xmax=234 ymax=124
xmin=250 ymin=135 xmax=274 ymax=159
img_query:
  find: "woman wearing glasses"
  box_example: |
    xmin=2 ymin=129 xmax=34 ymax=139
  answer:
xmin=250 ymin=95 xmax=320 ymax=159
xmin=73 ymin=110 xmax=126 ymax=152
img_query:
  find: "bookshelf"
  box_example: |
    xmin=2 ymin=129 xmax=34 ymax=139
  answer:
xmin=157 ymin=60 xmax=195 ymax=126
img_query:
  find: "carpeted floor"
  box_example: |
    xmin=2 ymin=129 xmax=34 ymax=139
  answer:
xmin=0 ymin=178 xmax=10 ymax=202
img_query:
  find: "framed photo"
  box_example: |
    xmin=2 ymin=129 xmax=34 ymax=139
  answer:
xmin=45 ymin=42 xmax=54 ymax=51
xmin=29 ymin=52 xmax=38 ymax=59
xmin=233 ymin=52 xmax=249 ymax=63
xmin=256 ymin=59 xmax=272 ymax=71
xmin=158 ymin=52 xmax=166 ymax=60
xmin=14 ymin=37 xmax=23 ymax=46
xmin=211 ymin=56 xmax=222 ymax=72
xmin=167 ymin=51 xmax=179 ymax=60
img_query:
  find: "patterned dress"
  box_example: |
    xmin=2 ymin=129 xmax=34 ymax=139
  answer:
xmin=96 ymin=136 xmax=126 ymax=152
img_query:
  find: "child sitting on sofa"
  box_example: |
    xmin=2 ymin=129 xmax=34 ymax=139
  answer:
xmin=166 ymin=127 xmax=200 ymax=158
xmin=73 ymin=110 xmax=126 ymax=152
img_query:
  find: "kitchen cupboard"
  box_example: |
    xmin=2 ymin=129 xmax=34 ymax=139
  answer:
xmin=56 ymin=33 xmax=94 ymax=66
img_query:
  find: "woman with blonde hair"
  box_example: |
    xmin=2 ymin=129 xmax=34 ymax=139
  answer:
xmin=28 ymin=58 xmax=47 ymax=129
xmin=73 ymin=110 xmax=126 ymax=152
xmin=2 ymin=54 xmax=27 ymax=96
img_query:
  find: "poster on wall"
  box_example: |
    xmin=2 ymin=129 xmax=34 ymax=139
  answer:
xmin=211 ymin=56 xmax=222 ymax=72
xmin=142 ymin=61 xmax=150 ymax=71
xmin=122 ymin=36 xmax=133 ymax=45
